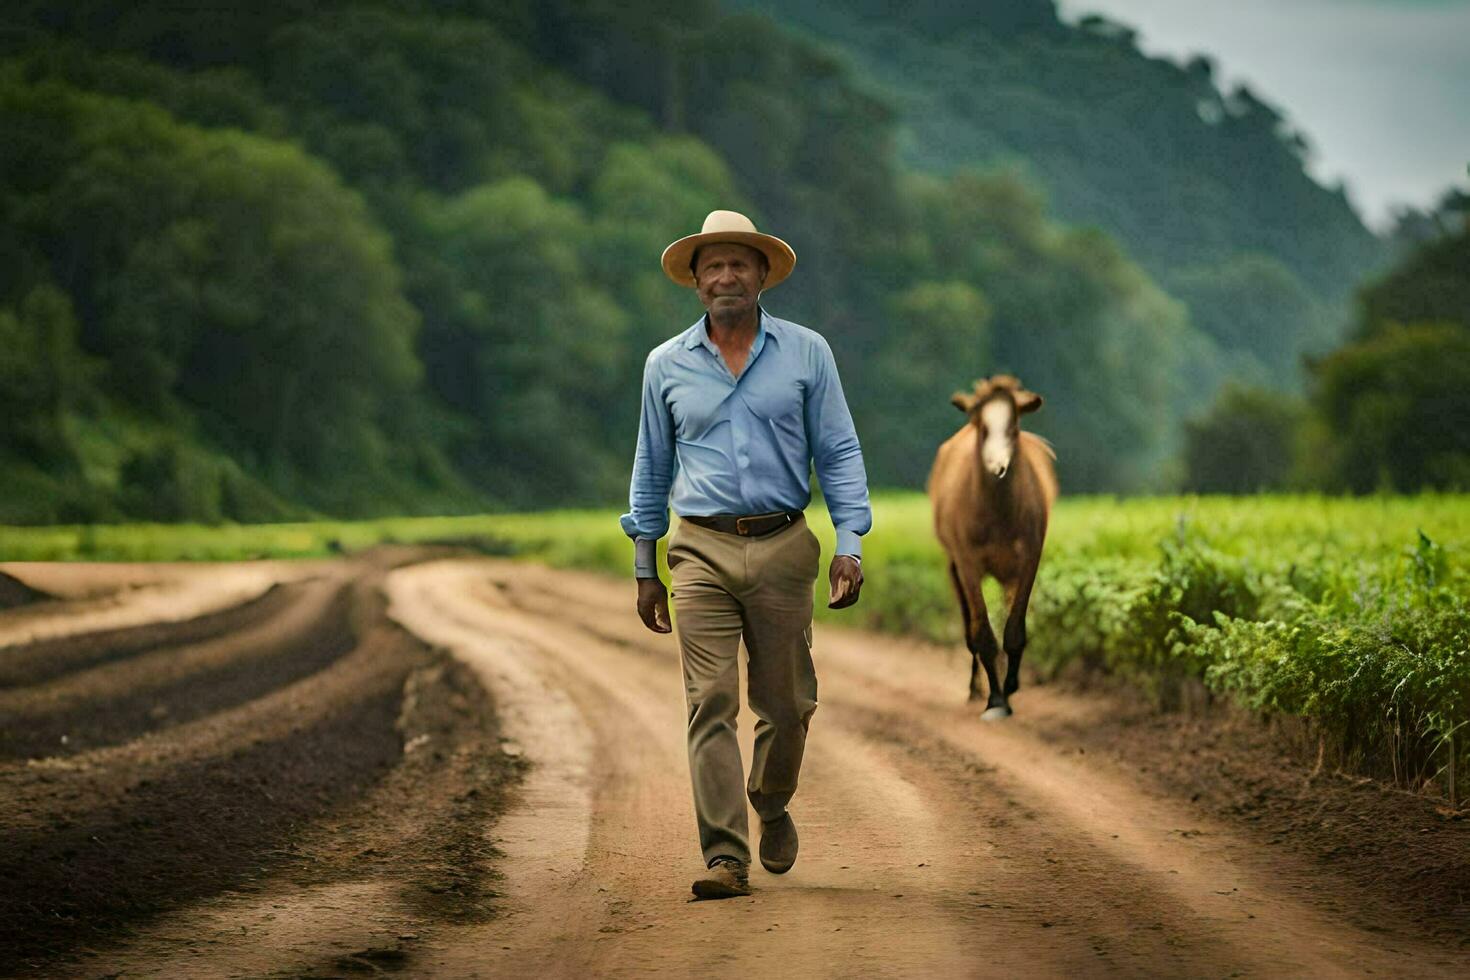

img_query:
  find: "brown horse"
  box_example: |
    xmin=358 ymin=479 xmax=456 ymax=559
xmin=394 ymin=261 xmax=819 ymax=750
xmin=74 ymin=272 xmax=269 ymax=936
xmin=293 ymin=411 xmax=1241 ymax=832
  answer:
xmin=928 ymin=375 xmax=1058 ymax=719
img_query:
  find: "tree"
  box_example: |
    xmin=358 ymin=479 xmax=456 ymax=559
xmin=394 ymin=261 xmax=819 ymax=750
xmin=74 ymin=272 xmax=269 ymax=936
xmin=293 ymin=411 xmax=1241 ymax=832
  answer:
xmin=892 ymin=171 xmax=1198 ymax=491
xmin=871 ymin=280 xmax=992 ymax=484
xmin=0 ymin=284 xmax=97 ymax=465
xmin=415 ymin=177 xmax=629 ymax=504
xmin=1 ymin=80 xmax=443 ymax=514
xmin=1307 ymin=324 xmax=1470 ymax=493
xmin=1355 ymin=225 xmax=1470 ymax=341
xmin=1168 ymin=254 xmax=1330 ymax=386
xmin=1181 ymin=382 xmax=1305 ymax=493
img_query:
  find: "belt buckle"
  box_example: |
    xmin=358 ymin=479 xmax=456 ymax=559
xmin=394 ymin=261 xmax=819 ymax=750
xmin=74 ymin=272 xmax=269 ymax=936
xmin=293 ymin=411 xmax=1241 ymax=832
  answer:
xmin=736 ymin=516 xmax=753 ymax=536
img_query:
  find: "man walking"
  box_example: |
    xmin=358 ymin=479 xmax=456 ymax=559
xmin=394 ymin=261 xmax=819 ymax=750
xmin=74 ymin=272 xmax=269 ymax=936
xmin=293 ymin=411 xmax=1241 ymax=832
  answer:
xmin=620 ymin=210 xmax=872 ymax=900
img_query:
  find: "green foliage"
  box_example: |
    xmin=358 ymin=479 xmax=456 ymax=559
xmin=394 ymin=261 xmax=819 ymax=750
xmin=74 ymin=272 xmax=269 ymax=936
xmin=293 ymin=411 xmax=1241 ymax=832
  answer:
xmin=1299 ymin=223 xmax=1469 ymax=495
xmin=115 ymin=437 xmax=303 ymax=524
xmin=1167 ymin=254 xmax=1332 ymax=386
xmin=820 ymin=492 xmax=1469 ymax=798
xmin=259 ymin=9 xmax=647 ymax=196
xmin=0 ymin=458 xmax=122 ymax=525
xmin=869 ymin=279 xmax=992 ymax=482
xmin=0 ymin=0 xmax=1421 ymax=521
xmin=0 ymin=78 xmax=449 ymax=517
xmin=414 ymin=177 xmax=628 ymax=504
xmin=0 ymin=283 xmax=98 ymax=467
xmin=0 ymin=40 xmax=289 ymax=135
xmin=1356 ymin=224 xmax=1470 ymax=341
xmin=1308 ymin=323 xmax=1470 ymax=493
xmin=844 ymin=493 xmax=1469 ymax=798
xmin=1182 ymin=382 xmax=1307 ymax=494
xmin=881 ymin=171 xmax=1196 ymax=491
xmin=726 ymin=0 xmax=1385 ymax=391
xmin=1023 ymin=557 xmax=1142 ymax=677
xmin=1108 ymin=522 xmax=1271 ymax=700
xmin=1187 ymin=532 xmax=1470 ymax=790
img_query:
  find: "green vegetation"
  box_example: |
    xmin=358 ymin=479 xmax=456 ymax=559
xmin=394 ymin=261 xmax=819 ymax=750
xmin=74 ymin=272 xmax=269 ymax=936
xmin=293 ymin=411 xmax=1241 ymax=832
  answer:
xmin=1181 ymin=383 xmax=1306 ymax=494
xmin=1303 ymin=213 xmax=1470 ymax=494
xmin=1182 ymin=198 xmax=1470 ymax=495
xmin=850 ymin=493 xmax=1470 ymax=801
xmin=5 ymin=492 xmax=1466 ymax=799
xmin=0 ymin=0 xmax=1416 ymax=523
xmin=727 ymin=0 xmax=1386 ymax=389
xmin=0 ymin=508 xmax=626 ymax=565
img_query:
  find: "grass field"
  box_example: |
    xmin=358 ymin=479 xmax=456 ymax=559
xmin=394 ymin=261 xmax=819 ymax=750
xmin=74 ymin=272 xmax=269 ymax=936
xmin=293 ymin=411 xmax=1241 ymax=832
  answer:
xmin=7 ymin=491 xmax=1466 ymax=571
xmin=3 ymin=492 xmax=1467 ymax=802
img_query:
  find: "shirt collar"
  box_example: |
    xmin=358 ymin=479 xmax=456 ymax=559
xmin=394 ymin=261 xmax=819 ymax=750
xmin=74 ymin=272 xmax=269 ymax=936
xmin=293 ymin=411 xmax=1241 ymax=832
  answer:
xmin=684 ymin=307 xmax=780 ymax=354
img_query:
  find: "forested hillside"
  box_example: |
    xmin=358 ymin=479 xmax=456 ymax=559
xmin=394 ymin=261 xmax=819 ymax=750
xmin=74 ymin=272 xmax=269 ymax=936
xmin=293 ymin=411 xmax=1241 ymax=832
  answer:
xmin=1305 ymin=206 xmax=1470 ymax=493
xmin=0 ymin=1 xmax=1392 ymax=523
xmin=729 ymin=0 xmax=1389 ymax=388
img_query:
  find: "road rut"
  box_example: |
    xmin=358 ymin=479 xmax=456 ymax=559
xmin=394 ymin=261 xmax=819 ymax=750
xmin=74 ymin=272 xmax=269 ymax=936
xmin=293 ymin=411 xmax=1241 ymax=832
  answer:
xmin=385 ymin=558 xmax=1465 ymax=978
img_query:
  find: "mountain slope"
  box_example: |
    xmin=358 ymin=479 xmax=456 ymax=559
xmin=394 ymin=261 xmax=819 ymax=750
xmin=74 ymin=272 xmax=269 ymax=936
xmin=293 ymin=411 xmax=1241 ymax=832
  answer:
xmin=727 ymin=0 xmax=1388 ymax=386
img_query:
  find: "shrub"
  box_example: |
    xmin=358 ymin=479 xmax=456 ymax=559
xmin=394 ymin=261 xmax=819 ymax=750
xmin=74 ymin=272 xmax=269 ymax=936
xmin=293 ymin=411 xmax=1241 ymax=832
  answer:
xmin=1188 ymin=532 xmax=1469 ymax=796
xmin=1026 ymin=557 xmax=1144 ymax=679
xmin=1103 ymin=521 xmax=1270 ymax=703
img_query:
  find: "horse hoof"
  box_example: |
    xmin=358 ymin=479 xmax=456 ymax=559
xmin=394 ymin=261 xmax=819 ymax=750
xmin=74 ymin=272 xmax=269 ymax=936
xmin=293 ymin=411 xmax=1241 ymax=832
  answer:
xmin=981 ymin=705 xmax=1012 ymax=722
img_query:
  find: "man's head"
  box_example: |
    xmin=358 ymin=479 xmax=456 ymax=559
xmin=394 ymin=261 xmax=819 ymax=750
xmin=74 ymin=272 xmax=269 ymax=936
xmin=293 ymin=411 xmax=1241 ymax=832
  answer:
xmin=693 ymin=242 xmax=767 ymax=323
xmin=661 ymin=210 xmax=796 ymax=292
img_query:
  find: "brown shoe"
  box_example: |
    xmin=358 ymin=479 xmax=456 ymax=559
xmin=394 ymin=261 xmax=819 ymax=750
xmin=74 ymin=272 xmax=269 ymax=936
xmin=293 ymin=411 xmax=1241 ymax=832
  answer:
xmin=759 ymin=812 xmax=798 ymax=874
xmin=692 ymin=856 xmax=751 ymax=899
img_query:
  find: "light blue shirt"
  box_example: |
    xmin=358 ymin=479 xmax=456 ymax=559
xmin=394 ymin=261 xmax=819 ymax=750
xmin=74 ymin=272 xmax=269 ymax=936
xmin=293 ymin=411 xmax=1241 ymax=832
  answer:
xmin=620 ymin=308 xmax=872 ymax=577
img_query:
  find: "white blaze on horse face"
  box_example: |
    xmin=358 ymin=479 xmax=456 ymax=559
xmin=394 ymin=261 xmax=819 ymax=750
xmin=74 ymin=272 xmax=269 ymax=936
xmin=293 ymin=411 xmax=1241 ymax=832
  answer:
xmin=980 ymin=398 xmax=1014 ymax=478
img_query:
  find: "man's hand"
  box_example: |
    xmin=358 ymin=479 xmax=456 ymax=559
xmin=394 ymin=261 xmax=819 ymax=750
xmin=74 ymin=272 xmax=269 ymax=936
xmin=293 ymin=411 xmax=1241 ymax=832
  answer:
xmin=636 ymin=577 xmax=672 ymax=633
xmin=828 ymin=555 xmax=863 ymax=609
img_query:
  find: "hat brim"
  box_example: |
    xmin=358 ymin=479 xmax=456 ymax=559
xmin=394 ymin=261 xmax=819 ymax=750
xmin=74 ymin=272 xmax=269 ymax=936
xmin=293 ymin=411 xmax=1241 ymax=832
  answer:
xmin=661 ymin=230 xmax=796 ymax=289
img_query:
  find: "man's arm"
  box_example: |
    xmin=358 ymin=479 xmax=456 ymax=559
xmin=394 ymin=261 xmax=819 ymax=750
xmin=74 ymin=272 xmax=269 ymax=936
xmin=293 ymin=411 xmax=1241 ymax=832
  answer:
xmin=804 ymin=336 xmax=872 ymax=608
xmin=620 ymin=351 xmax=676 ymax=631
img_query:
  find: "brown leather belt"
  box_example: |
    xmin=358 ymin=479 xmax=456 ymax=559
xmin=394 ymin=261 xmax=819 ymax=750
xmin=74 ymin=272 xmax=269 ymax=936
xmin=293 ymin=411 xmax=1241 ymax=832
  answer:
xmin=682 ymin=511 xmax=802 ymax=537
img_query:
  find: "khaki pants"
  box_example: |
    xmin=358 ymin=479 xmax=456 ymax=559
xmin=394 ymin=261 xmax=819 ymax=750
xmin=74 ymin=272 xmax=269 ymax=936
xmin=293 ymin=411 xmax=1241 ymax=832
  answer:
xmin=668 ymin=515 xmax=821 ymax=866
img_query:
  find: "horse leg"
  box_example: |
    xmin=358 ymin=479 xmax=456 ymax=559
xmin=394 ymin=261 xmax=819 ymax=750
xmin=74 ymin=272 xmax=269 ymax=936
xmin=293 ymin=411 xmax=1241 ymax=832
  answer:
xmin=946 ymin=561 xmax=977 ymax=690
xmin=1002 ymin=559 xmax=1039 ymax=700
xmin=954 ymin=564 xmax=1006 ymax=717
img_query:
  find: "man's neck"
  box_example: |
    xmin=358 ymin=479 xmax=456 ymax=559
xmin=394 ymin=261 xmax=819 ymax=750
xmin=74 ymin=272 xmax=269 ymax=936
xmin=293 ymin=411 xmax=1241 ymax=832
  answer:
xmin=705 ymin=308 xmax=761 ymax=379
xmin=706 ymin=307 xmax=761 ymax=346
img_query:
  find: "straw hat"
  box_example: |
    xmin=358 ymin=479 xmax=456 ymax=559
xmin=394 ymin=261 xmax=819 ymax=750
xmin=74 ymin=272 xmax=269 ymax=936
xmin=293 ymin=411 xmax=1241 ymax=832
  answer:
xmin=661 ymin=210 xmax=797 ymax=289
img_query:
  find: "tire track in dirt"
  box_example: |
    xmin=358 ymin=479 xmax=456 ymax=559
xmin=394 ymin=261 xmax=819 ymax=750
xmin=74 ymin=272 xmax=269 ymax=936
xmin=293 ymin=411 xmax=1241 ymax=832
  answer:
xmin=6 ymin=552 xmax=1465 ymax=977
xmin=0 ymin=561 xmax=325 ymax=649
xmin=459 ymin=569 xmax=1065 ymax=976
xmin=0 ymin=581 xmax=298 ymax=689
xmin=386 ymin=557 xmax=1466 ymax=978
xmin=382 ymin=561 xmax=1184 ymax=976
xmin=0 ymin=572 xmax=410 ymax=968
xmin=0 ymin=577 xmax=356 ymax=759
xmin=78 ymin=645 xmax=520 ymax=980
xmin=483 ymin=562 xmax=1265 ymax=975
xmin=809 ymin=624 xmax=1470 ymax=967
xmin=0 ymin=570 xmax=48 ymax=609
xmin=0 ymin=549 xmax=520 ymax=978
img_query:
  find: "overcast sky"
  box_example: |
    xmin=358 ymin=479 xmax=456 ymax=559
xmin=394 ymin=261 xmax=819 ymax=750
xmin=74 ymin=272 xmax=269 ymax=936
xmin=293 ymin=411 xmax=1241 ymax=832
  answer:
xmin=1054 ymin=0 xmax=1470 ymax=229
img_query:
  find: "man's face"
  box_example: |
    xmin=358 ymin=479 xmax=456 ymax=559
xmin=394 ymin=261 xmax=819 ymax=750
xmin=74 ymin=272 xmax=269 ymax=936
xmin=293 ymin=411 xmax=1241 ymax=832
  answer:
xmin=694 ymin=243 xmax=767 ymax=322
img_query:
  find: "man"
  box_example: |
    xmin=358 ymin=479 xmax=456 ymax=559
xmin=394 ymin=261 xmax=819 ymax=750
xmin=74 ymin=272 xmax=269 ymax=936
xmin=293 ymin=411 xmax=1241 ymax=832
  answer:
xmin=620 ymin=209 xmax=872 ymax=900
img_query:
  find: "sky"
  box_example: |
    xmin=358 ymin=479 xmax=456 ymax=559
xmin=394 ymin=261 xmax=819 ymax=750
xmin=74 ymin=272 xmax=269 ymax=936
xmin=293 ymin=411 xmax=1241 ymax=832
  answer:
xmin=1053 ymin=0 xmax=1470 ymax=230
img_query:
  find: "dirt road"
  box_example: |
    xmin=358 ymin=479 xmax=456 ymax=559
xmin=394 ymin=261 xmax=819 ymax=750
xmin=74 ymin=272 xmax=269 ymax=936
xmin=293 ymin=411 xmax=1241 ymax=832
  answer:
xmin=2 ymin=552 xmax=1465 ymax=977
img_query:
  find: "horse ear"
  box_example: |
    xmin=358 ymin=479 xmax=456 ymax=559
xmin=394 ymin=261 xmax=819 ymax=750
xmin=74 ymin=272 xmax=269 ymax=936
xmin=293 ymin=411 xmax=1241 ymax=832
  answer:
xmin=1015 ymin=389 xmax=1043 ymax=414
xmin=951 ymin=391 xmax=975 ymax=413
